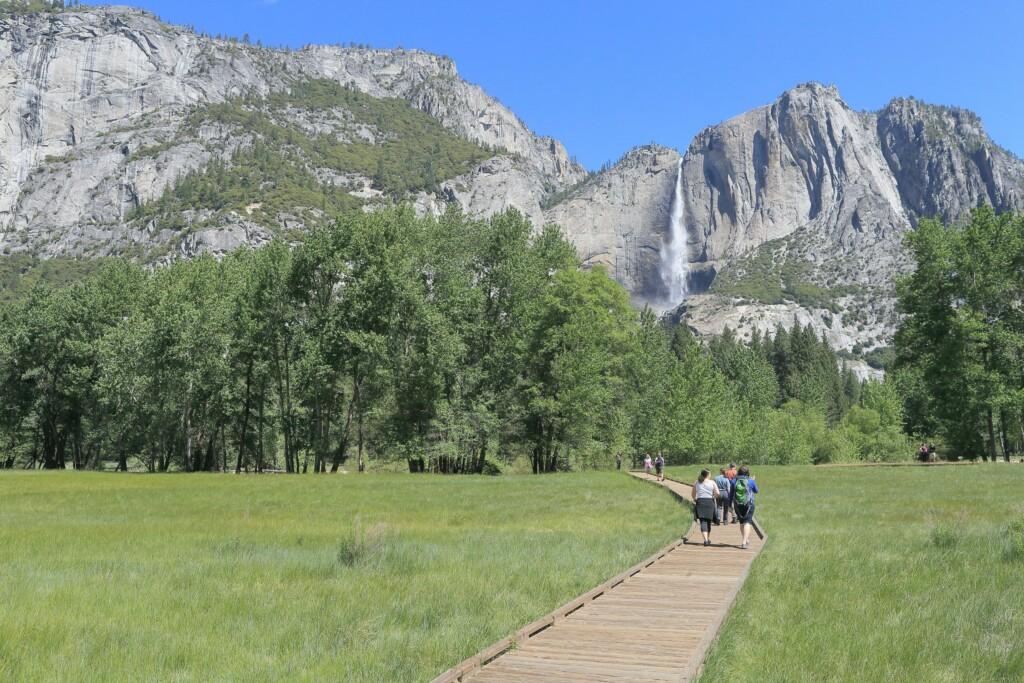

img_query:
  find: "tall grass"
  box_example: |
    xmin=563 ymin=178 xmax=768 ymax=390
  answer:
xmin=665 ymin=464 xmax=1024 ymax=682
xmin=0 ymin=472 xmax=684 ymax=682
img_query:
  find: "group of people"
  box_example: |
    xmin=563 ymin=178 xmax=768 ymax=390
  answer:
xmin=692 ymin=463 xmax=759 ymax=549
xmin=641 ymin=452 xmax=666 ymax=481
xmin=917 ymin=442 xmax=937 ymax=462
xmin=635 ymin=455 xmax=760 ymax=550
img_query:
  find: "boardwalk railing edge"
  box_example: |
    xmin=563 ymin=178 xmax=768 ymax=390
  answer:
xmin=429 ymin=473 xmax=697 ymax=683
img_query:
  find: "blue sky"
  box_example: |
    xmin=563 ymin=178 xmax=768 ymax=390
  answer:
xmin=102 ymin=0 xmax=1022 ymax=170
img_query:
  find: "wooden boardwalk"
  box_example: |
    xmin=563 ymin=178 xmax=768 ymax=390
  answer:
xmin=432 ymin=473 xmax=765 ymax=683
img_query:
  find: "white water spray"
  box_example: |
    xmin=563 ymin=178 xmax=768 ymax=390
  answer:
xmin=660 ymin=157 xmax=689 ymax=305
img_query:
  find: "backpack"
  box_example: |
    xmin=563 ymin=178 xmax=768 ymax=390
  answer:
xmin=733 ymin=476 xmax=751 ymax=506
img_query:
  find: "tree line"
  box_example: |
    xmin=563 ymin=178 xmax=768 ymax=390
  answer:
xmin=895 ymin=207 xmax=1024 ymax=460
xmin=0 ymin=208 xmax=907 ymax=473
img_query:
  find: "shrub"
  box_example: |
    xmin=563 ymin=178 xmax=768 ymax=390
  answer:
xmin=812 ymin=424 xmax=860 ymax=464
xmin=337 ymin=518 xmax=390 ymax=567
xmin=930 ymin=524 xmax=957 ymax=549
xmin=842 ymin=402 xmax=911 ymax=462
xmin=758 ymin=401 xmax=823 ymax=465
xmin=858 ymin=426 xmax=911 ymax=462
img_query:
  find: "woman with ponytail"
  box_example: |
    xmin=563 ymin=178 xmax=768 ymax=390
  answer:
xmin=691 ymin=468 xmax=721 ymax=546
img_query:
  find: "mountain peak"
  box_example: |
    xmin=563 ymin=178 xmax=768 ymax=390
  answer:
xmin=615 ymin=144 xmax=680 ymax=165
xmin=880 ymin=96 xmax=987 ymax=141
xmin=783 ymin=81 xmax=842 ymax=99
xmin=773 ymin=81 xmax=850 ymax=116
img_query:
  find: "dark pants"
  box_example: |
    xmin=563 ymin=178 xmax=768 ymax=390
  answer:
xmin=717 ymin=498 xmax=730 ymax=523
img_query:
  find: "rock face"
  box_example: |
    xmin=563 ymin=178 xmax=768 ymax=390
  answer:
xmin=680 ymin=293 xmax=897 ymax=357
xmin=877 ymin=97 xmax=1024 ymax=224
xmin=405 ymin=75 xmax=580 ymax=186
xmin=543 ymin=145 xmax=680 ymax=303
xmin=681 ymin=83 xmax=909 ymax=275
xmin=0 ymin=5 xmax=584 ymax=257
xmin=442 ymin=155 xmax=550 ymax=228
xmin=547 ymin=83 xmax=1024 ymax=352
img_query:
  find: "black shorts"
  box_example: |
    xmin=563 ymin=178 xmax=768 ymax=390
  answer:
xmin=734 ymin=502 xmax=755 ymax=524
xmin=655 ymin=465 xmax=663 ymax=474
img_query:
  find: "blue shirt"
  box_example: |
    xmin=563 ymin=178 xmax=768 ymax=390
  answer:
xmin=713 ymin=474 xmax=731 ymax=500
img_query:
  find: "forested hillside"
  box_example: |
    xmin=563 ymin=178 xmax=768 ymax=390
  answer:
xmin=128 ymin=79 xmax=494 ymax=237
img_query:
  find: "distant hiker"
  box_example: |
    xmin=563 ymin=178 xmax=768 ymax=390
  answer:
xmin=643 ymin=453 xmax=653 ymax=475
xmin=927 ymin=443 xmax=937 ymax=462
xmin=714 ymin=467 xmax=732 ymax=525
xmin=615 ymin=453 xmax=622 ymax=471
xmin=918 ymin=443 xmax=929 ymax=462
xmin=692 ymin=468 xmax=721 ymax=546
xmin=732 ymin=465 xmax=760 ymax=549
xmin=655 ymin=453 xmax=665 ymax=481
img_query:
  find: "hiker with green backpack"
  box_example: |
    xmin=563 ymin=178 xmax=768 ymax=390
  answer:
xmin=732 ymin=465 xmax=760 ymax=549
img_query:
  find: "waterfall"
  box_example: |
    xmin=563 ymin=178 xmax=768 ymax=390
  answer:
xmin=660 ymin=157 xmax=689 ymax=305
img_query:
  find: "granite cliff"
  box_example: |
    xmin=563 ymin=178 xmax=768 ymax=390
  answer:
xmin=549 ymin=84 xmax=1024 ymax=356
xmin=0 ymin=5 xmax=583 ymax=257
xmin=4 ymin=4 xmax=1024 ymax=359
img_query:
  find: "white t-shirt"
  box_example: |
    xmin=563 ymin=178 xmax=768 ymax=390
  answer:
xmin=694 ymin=479 xmax=719 ymax=500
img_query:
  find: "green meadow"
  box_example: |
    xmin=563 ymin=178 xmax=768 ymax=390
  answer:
xmin=4 ymin=466 xmax=1023 ymax=682
xmin=0 ymin=472 xmax=684 ymax=682
xmin=665 ymin=464 xmax=1024 ymax=683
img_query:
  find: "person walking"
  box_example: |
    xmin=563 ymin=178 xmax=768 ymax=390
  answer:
xmin=655 ymin=453 xmax=665 ymax=482
xmin=725 ymin=463 xmax=738 ymax=521
xmin=615 ymin=453 xmax=622 ymax=471
xmin=691 ymin=468 xmax=721 ymax=546
xmin=714 ymin=467 xmax=732 ymax=525
xmin=643 ymin=453 xmax=653 ymax=476
xmin=732 ymin=465 xmax=760 ymax=549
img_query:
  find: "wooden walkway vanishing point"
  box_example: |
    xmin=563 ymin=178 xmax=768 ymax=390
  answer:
xmin=432 ymin=472 xmax=765 ymax=683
